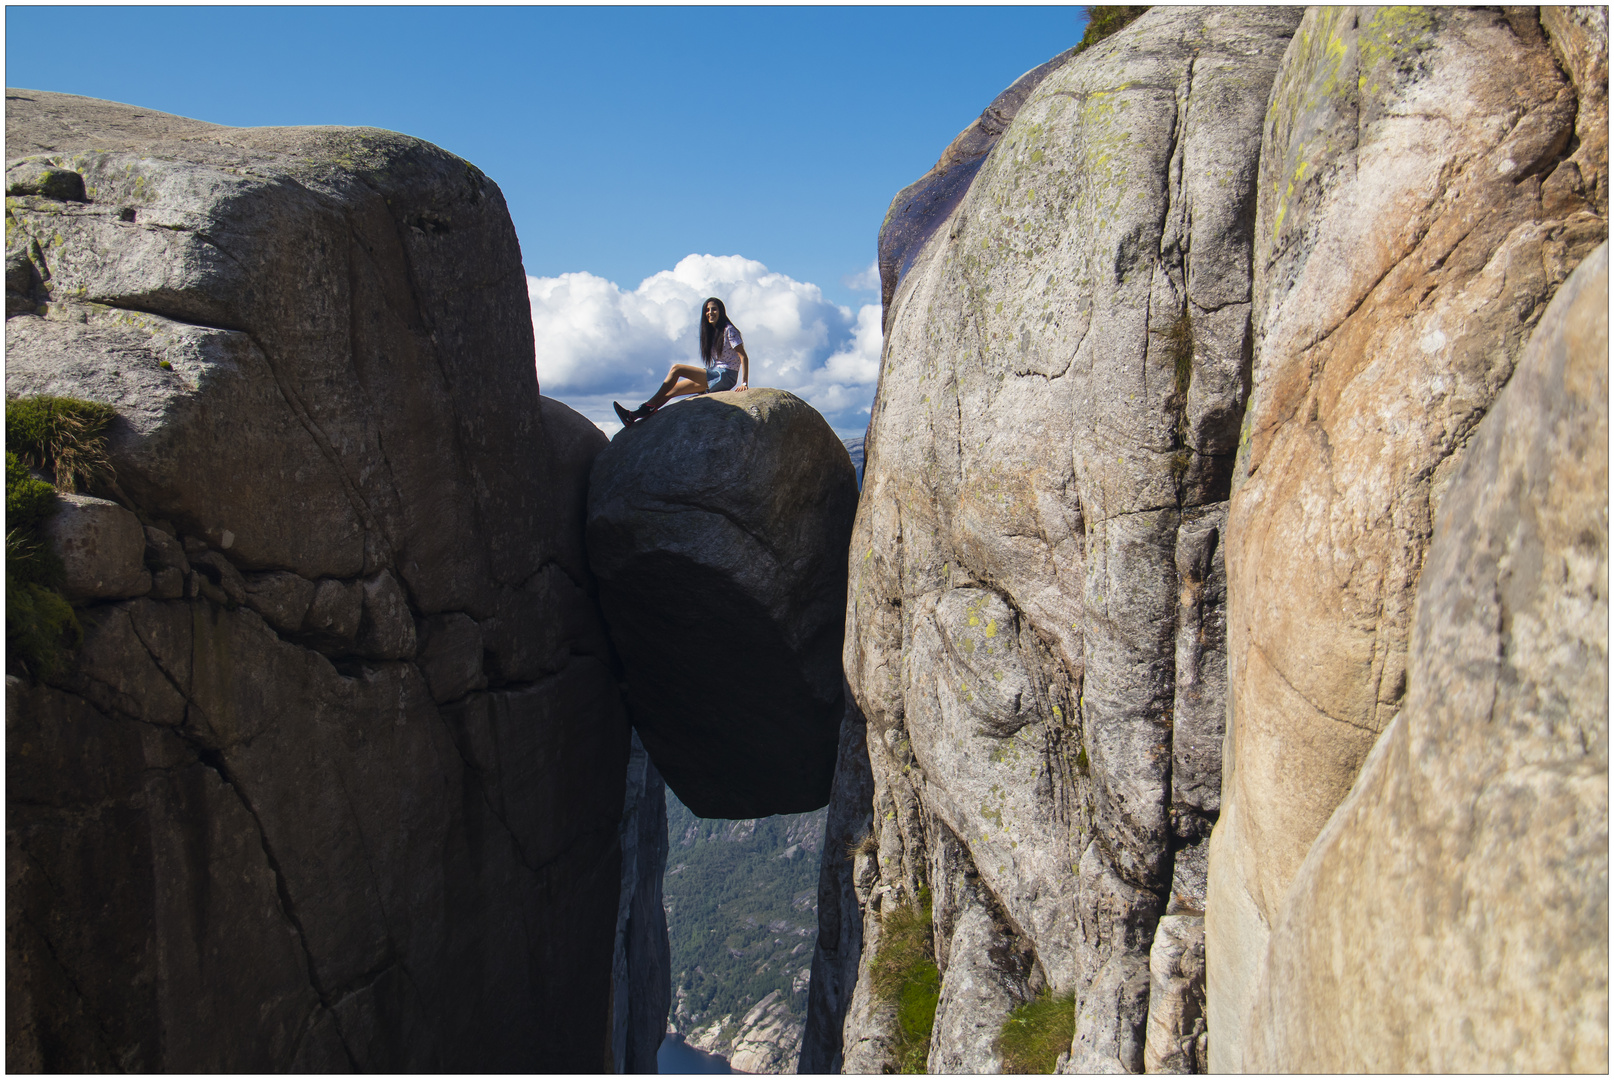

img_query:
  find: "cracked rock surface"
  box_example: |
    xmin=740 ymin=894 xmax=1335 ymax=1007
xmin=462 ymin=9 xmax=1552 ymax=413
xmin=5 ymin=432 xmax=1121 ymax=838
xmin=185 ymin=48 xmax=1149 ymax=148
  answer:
xmin=586 ymin=388 xmax=859 ymax=819
xmin=5 ymin=89 xmax=638 ymax=1071
xmin=804 ymin=8 xmax=1304 ymax=1073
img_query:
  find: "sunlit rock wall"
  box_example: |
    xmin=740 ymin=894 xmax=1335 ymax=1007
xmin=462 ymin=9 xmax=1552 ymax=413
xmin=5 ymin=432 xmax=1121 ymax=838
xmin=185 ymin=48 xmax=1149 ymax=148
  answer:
xmin=811 ymin=8 xmax=1304 ymax=1071
xmin=1208 ymin=8 xmax=1609 ymax=1067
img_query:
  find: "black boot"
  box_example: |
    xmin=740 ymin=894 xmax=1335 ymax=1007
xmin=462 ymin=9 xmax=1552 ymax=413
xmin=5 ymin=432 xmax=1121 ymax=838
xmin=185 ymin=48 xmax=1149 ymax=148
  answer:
xmin=614 ymin=401 xmax=656 ymax=428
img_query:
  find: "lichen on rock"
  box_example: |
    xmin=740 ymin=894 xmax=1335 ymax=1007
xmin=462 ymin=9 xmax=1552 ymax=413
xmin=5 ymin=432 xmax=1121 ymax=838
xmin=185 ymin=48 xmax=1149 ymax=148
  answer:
xmin=806 ymin=7 xmax=1305 ymax=1073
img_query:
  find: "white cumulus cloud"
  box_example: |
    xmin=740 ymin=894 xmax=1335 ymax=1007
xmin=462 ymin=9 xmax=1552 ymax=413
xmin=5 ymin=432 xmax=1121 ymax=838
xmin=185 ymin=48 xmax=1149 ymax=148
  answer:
xmin=530 ymin=254 xmax=881 ymax=437
xmin=843 ymin=258 xmax=881 ymax=293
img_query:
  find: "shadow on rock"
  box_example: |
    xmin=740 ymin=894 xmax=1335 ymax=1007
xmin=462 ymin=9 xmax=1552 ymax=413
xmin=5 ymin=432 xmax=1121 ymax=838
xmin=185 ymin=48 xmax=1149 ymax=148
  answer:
xmin=586 ymin=389 xmax=858 ymax=818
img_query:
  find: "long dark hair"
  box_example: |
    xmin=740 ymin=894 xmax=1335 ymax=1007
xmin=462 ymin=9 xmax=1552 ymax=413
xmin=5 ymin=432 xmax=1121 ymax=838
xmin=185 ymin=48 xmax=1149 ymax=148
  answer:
xmin=699 ymin=297 xmax=737 ymax=363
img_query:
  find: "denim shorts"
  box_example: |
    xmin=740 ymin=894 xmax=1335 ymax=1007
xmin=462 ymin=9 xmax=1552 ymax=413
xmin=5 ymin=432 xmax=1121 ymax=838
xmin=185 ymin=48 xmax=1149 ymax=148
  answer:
xmin=704 ymin=365 xmax=738 ymax=393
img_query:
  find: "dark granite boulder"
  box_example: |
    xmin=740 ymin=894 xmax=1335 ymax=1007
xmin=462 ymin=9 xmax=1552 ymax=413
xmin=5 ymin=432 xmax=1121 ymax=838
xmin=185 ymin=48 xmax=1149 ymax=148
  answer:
xmin=5 ymin=89 xmax=631 ymax=1072
xmin=587 ymin=389 xmax=858 ymax=818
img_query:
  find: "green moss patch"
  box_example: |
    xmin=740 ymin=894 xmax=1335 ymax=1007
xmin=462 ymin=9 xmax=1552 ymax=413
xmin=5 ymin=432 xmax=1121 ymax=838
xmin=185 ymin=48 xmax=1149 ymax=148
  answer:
xmin=870 ymin=887 xmax=941 ymax=1073
xmin=1075 ymin=6 xmax=1151 ymax=55
xmin=999 ymin=989 xmax=1077 ymax=1073
xmin=6 ymin=451 xmax=77 ymax=678
xmin=7 ymin=450 xmax=56 ymax=527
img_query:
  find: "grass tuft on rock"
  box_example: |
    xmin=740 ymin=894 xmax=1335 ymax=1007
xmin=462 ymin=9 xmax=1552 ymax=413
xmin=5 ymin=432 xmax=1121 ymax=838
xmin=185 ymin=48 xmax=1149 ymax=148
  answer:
xmin=999 ymin=989 xmax=1077 ymax=1073
xmin=5 ymin=502 xmax=79 ymax=680
xmin=6 ymin=393 xmax=117 ymax=493
xmin=846 ymin=831 xmax=880 ymax=861
xmin=6 ymin=567 xmax=81 ymax=680
xmin=1075 ymin=6 xmax=1151 ymax=55
xmin=4 ymin=394 xmax=114 ymax=677
xmin=1165 ymin=310 xmax=1194 ymax=398
xmin=869 ymin=887 xmax=941 ymax=1074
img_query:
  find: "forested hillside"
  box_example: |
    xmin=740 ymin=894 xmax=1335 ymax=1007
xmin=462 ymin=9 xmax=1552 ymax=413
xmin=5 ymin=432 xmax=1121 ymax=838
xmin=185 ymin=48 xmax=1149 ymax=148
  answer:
xmin=663 ymin=793 xmax=827 ymax=1072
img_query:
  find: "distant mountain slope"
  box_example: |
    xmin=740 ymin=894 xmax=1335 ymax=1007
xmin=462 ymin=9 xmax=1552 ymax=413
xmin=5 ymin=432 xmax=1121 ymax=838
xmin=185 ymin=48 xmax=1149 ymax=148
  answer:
xmin=663 ymin=792 xmax=827 ymax=1072
xmin=842 ymin=436 xmax=865 ymax=489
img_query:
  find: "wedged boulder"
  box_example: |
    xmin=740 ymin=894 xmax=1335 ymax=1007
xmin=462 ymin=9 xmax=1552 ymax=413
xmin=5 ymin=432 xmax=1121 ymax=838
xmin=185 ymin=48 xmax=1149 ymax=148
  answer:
xmin=1244 ymin=244 xmax=1608 ymax=1072
xmin=5 ymin=90 xmax=630 ymax=1071
xmin=586 ymin=388 xmax=858 ymax=818
xmin=1208 ymin=9 xmax=1609 ymax=1067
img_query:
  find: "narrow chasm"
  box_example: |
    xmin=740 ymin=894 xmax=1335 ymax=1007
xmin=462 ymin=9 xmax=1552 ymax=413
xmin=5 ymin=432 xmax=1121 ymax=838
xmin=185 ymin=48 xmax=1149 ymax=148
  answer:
xmin=656 ymin=791 xmax=827 ymax=1073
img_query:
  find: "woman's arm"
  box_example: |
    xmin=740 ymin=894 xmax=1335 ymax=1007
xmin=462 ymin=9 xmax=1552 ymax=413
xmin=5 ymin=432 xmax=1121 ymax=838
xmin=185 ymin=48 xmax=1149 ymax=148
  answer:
xmin=735 ymin=344 xmax=750 ymax=391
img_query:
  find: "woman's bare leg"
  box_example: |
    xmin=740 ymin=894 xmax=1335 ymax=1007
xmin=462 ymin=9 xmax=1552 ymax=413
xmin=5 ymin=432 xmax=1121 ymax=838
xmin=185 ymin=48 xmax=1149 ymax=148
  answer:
xmin=643 ymin=364 xmax=708 ymax=410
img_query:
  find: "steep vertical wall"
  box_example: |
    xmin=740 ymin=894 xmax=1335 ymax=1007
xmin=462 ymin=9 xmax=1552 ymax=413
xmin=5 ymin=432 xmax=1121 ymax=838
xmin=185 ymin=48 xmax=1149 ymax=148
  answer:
xmin=798 ymin=690 xmax=875 ymax=1073
xmin=1209 ymin=8 xmax=1609 ymax=1068
xmin=808 ymin=5 xmax=1608 ymax=1073
xmin=1247 ymin=241 xmax=1607 ymax=1073
xmin=808 ymin=8 xmax=1305 ymax=1072
xmin=5 ymin=91 xmax=640 ymax=1071
xmin=611 ymin=733 xmax=672 ymax=1073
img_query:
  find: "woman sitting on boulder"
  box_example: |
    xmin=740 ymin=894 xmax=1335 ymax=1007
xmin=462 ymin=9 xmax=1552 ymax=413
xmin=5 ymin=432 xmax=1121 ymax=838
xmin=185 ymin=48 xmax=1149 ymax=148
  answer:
xmin=614 ymin=296 xmax=749 ymax=428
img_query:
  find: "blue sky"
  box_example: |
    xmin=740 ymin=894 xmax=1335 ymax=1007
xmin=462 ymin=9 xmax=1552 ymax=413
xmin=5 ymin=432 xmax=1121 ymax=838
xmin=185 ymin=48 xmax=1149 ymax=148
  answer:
xmin=5 ymin=5 xmax=1089 ymax=435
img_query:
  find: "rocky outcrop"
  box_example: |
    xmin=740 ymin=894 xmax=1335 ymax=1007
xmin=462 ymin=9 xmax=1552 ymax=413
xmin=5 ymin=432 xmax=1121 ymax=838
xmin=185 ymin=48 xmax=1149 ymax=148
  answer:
xmin=1142 ymin=915 xmax=1207 ymax=1073
xmin=586 ymin=389 xmax=859 ymax=818
xmin=680 ymin=989 xmax=802 ymax=1074
xmin=813 ymin=7 xmax=1306 ymax=1073
xmin=41 ymin=493 xmax=151 ymax=600
xmin=1244 ymin=243 xmax=1607 ymax=1071
xmin=876 ymin=44 xmax=1076 ymax=323
xmin=725 ymin=989 xmax=804 ymax=1073
xmin=1207 ymin=8 xmax=1610 ymax=1067
xmin=610 ymin=733 xmax=671 ymax=1073
xmin=5 ymin=90 xmax=632 ymax=1071
xmin=810 ymin=6 xmax=1610 ymax=1074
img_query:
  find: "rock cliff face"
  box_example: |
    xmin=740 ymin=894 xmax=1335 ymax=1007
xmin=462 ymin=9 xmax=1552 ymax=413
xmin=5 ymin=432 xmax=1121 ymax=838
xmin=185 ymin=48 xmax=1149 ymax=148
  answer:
xmin=1208 ymin=7 xmax=1609 ymax=1068
xmin=4 ymin=91 xmax=641 ymax=1071
xmin=586 ymin=389 xmax=859 ymax=818
xmin=808 ymin=7 xmax=1305 ymax=1072
xmin=798 ymin=691 xmax=874 ymax=1074
xmin=611 ymin=733 xmax=672 ymax=1074
xmin=808 ymin=5 xmax=1608 ymax=1074
xmin=1246 ymin=240 xmax=1607 ymax=1073
xmin=682 ymin=988 xmax=805 ymax=1074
